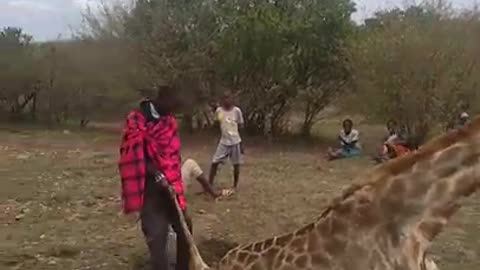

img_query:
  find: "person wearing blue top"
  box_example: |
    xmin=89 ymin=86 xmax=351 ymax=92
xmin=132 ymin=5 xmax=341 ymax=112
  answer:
xmin=327 ymin=119 xmax=362 ymax=160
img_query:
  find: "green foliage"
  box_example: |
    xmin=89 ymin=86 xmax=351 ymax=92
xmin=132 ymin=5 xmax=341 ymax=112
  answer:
xmin=0 ymin=27 xmax=39 ymax=117
xmin=34 ymin=40 xmax=134 ymax=124
xmin=215 ymin=2 xmax=296 ymax=134
xmin=6 ymin=0 xmax=480 ymax=143
xmin=0 ymin=0 xmax=355 ymax=132
xmin=288 ymin=0 xmax=355 ymax=136
xmin=76 ymin=0 xmax=355 ymax=135
xmin=214 ymin=0 xmax=356 ymax=135
xmin=351 ymin=4 xmax=480 ymax=146
xmin=0 ymin=25 xmax=134 ymax=124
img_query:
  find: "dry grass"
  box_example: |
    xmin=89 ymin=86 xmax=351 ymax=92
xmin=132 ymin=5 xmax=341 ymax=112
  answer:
xmin=0 ymin=122 xmax=479 ymax=270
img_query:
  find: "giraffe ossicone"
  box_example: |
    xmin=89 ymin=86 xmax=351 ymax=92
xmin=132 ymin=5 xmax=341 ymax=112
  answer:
xmin=178 ymin=117 xmax=480 ymax=270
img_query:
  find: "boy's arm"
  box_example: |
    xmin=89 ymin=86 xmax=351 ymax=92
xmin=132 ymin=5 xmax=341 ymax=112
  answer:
xmin=382 ymin=134 xmax=390 ymax=143
xmin=347 ymin=140 xmax=358 ymax=147
xmin=340 ymin=138 xmax=357 ymax=148
xmin=338 ymin=135 xmax=348 ymax=146
xmin=237 ymin=107 xmax=245 ymax=153
xmin=236 ymin=107 xmax=245 ymax=129
xmin=341 ymin=131 xmax=359 ymax=147
xmin=349 ymin=131 xmax=359 ymax=147
xmin=213 ymin=107 xmax=221 ymax=129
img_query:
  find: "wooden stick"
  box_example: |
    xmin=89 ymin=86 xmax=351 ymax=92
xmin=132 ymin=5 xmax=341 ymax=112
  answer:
xmin=155 ymin=174 xmax=210 ymax=270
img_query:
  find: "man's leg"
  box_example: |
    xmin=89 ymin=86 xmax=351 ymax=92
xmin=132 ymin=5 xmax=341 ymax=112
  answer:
xmin=171 ymin=210 xmax=192 ymax=270
xmin=164 ymin=189 xmax=192 ymax=270
xmin=141 ymin=191 xmax=170 ymax=270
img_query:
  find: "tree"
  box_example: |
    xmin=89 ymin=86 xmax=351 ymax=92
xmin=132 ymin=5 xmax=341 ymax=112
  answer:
xmin=215 ymin=0 xmax=355 ymax=136
xmin=214 ymin=2 xmax=294 ymax=135
xmin=0 ymin=27 xmax=40 ymax=119
xmin=351 ymin=4 xmax=480 ymax=147
xmin=288 ymin=0 xmax=355 ymax=136
xmin=121 ymin=0 xmax=221 ymax=131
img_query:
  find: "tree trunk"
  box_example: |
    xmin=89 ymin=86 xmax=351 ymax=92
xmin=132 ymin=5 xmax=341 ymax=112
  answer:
xmin=301 ymin=103 xmax=314 ymax=137
xmin=182 ymin=113 xmax=194 ymax=133
xmin=30 ymin=93 xmax=37 ymax=119
xmin=301 ymin=120 xmax=313 ymax=137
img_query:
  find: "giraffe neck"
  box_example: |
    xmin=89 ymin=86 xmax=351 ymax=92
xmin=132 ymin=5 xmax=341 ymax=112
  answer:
xmin=377 ymin=135 xmax=480 ymax=237
xmin=310 ymin=127 xmax=480 ymax=269
xmin=212 ymin=119 xmax=480 ymax=270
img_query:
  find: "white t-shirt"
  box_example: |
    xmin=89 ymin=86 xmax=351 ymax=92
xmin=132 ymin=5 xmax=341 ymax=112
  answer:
xmin=216 ymin=106 xmax=244 ymax=145
xmin=181 ymin=159 xmax=203 ymax=193
xmin=385 ymin=133 xmax=398 ymax=144
xmin=339 ymin=129 xmax=361 ymax=148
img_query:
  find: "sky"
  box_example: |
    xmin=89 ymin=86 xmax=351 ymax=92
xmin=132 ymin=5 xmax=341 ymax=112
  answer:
xmin=0 ymin=0 xmax=477 ymax=41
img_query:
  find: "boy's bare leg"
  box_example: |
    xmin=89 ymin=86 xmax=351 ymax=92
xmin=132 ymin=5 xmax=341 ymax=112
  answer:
xmin=208 ymin=162 xmax=220 ymax=186
xmin=327 ymin=148 xmax=343 ymax=161
xmin=327 ymin=147 xmax=335 ymax=160
xmin=233 ymin=164 xmax=240 ymax=190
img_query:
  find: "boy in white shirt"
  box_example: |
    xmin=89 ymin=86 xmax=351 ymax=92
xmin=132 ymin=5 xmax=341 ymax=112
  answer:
xmin=327 ymin=118 xmax=362 ymax=160
xmin=208 ymin=93 xmax=244 ymax=190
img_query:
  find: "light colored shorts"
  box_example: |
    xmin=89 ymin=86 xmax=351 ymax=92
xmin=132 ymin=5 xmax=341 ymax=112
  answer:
xmin=212 ymin=143 xmax=243 ymax=165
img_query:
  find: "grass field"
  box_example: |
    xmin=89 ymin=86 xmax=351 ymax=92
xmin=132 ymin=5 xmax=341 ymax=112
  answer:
xmin=1 ymin=122 xmax=479 ymax=270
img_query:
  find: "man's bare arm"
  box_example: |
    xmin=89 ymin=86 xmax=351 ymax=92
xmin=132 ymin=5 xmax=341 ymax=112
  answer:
xmin=196 ymin=174 xmax=220 ymax=198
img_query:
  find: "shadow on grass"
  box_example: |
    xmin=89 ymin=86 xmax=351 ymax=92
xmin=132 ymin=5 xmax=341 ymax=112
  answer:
xmin=198 ymin=238 xmax=238 ymax=265
xmin=129 ymin=238 xmax=237 ymax=270
xmin=131 ymin=253 xmax=149 ymax=270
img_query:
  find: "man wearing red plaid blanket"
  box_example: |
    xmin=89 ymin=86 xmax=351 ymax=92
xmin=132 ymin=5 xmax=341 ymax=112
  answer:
xmin=118 ymin=85 xmax=190 ymax=270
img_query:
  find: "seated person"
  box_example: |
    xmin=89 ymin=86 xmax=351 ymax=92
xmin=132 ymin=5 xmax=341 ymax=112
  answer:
xmin=457 ymin=112 xmax=470 ymax=128
xmin=327 ymin=119 xmax=361 ymax=160
xmin=374 ymin=120 xmax=411 ymax=163
xmin=168 ymin=158 xmax=233 ymax=268
xmin=182 ymin=158 xmax=234 ymax=198
xmin=446 ymin=112 xmax=470 ymax=134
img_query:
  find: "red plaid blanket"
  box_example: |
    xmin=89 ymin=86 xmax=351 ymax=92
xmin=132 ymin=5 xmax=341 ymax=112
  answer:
xmin=118 ymin=110 xmax=185 ymax=214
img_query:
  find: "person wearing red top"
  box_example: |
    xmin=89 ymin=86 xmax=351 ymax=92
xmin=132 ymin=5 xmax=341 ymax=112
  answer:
xmin=118 ymin=85 xmax=190 ymax=270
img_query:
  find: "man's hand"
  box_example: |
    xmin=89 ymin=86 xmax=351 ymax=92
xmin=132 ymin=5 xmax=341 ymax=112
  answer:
xmin=240 ymin=143 xmax=245 ymax=154
xmin=153 ymin=171 xmax=171 ymax=191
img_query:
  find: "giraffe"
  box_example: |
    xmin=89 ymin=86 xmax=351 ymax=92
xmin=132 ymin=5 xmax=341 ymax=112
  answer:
xmin=171 ymin=116 xmax=480 ymax=270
